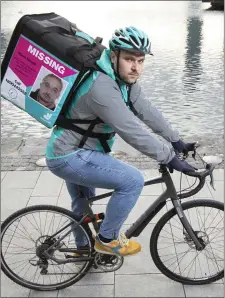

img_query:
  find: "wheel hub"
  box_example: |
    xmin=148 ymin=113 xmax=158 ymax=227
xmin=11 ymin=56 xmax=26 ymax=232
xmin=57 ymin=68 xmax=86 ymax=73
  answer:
xmin=184 ymin=231 xmax=209 ymax=250
xmin=35 ymin=236 xmax=56 ymax=259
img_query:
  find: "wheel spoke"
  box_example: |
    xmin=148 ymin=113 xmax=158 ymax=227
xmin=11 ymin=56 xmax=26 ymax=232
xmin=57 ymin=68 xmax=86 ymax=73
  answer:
xmin=153 ymin=201 xmax=224 ymax=283
xmin=160 ymin=226 xmax=185 ymax=242
xmin=1 ymin=207 xmax=93 ymax=290
xmin=184 ymin=252 xmax=199 ymax=277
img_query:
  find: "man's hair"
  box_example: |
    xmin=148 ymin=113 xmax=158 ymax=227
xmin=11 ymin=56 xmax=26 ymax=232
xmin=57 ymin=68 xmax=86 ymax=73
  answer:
xmin=42 ymin=74 xmax=63 ymax=91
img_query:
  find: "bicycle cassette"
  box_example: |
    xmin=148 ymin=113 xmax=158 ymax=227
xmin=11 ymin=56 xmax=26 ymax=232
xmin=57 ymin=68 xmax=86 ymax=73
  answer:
xmin=93 ymin=252 xmax=124 ymax=272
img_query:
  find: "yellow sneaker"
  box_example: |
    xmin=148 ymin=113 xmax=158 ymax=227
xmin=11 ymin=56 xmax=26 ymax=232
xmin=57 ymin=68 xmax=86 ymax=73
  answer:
xmin=72 ymin=245 xmax=89 ymax=257
xmin=94 ymin=233 xmax=141 ymax=256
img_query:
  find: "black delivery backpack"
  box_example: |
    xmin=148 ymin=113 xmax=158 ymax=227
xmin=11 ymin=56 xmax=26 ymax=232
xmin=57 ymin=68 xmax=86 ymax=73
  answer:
xmin=1 ymin=12 xmax=106 ymax=129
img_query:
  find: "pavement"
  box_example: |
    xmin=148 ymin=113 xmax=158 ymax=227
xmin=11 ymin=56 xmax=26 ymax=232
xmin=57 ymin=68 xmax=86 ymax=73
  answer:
xmin=1 ymin=168 xmax=224 ymax=297
xmin=1 ymin=136 xmax=224 ymax=172
xmin=0 ymin=135 xmax=167 ymax=173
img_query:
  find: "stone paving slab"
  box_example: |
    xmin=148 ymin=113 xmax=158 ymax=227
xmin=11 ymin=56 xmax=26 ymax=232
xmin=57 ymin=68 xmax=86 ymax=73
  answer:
xmin=27 ymin=196 xmax=59 ymax=206
xmin=1 ymin=171 xmax=8 ymax=181
xmin=1 ymin=137 xmax=24 ymax=157
xmin=76 ymin=271 xmax=114 ymax=286
xmin=1 ymin=274 xmax=30 ymax=297
xmin=184 ymin=284 xmax=224 ymax=297
xmin=57 ymin=284 xmax=114 ymax=297
xmin=1 ymin=171 xmax=41 ymax=189
xmin=115 ymin=274 xmax=185 ymax=297
xmin=1 ymin=188 xmax=33 ymax=221
xmin=1 ymin=169 xmax=224 ymax=297
xmin=29 ymin=290 xmax=58 ymax=297
xmin=18 ymin=138 xmax=49 ymax=156
xmin=31 ymin=171 xmax=63 ymax=197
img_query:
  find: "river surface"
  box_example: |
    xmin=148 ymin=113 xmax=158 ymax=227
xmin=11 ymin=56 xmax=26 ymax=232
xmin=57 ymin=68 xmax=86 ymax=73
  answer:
xmin=1 ymin=1 xmax=224 ymax=155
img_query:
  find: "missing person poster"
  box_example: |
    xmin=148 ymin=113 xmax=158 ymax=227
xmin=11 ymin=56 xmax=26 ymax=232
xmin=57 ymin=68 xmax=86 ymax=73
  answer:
xmin=1 ymin=35 xmax=79 ymax=128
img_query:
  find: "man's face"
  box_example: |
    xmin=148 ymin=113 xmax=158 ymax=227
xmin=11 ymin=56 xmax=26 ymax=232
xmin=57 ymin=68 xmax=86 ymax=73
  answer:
xmin=111 ymin=50 xmax=145 ymax=84
xmin=39 ymin=76 xmax=62 ymax=105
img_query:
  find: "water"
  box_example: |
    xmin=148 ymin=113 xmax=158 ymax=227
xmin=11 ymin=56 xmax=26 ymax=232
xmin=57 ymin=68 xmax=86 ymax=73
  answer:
xmin=1 ymin=1 xmax=224 ymax=155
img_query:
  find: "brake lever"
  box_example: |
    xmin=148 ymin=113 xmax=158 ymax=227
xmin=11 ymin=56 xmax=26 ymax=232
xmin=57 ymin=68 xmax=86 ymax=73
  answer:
xmin=208 ymin=165 xmax=216 ymax=190
xmin=191 ymin=142 xmax=199 ymax=160
xmin=191 ymin=141 xmax=201 ymax=161
xmin=192 ymin=148 xmax=196 ymax=160
xmin=206 ymin=164 xmax=216 ymax=190
xmin=210 ymin=172 xmax=216 ymax=190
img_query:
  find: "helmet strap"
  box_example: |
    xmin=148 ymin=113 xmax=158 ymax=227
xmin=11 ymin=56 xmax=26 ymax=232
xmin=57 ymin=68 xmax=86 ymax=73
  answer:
xmin=116 ymin=49 xmax=123 ymax=81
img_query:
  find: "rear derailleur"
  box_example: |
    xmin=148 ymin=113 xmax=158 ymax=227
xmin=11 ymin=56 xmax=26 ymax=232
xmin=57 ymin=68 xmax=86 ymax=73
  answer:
xmin=29 ymin=236 xmax=62 ymax=275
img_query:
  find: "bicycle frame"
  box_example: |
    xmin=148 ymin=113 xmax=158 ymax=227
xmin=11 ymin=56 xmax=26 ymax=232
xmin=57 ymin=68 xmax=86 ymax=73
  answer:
xmin=86 ymin=166 xmax=203 ymax=250
xmin=44 ymin=166 xmax=204 ymax=262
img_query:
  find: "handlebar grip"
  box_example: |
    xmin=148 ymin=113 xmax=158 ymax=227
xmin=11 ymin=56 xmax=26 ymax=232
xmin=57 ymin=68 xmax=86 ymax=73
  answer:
xmin=184 ymin=163 xmax=215 ymax=178
xmin=183 ymin=170 xmax=204 ymax=177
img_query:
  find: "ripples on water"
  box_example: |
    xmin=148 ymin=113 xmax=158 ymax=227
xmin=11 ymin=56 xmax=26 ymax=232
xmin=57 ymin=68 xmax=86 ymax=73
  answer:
xmin=1 ymin=1 xmax=224 ymax=154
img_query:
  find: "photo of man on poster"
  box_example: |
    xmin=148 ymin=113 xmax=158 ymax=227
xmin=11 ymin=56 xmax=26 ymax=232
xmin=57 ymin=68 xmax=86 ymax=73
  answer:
xmin=30 ymin=73 xmax=63 ymax=111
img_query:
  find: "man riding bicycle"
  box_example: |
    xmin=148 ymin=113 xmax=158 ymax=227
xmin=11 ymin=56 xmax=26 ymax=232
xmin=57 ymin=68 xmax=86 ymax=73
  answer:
xmin=46 ymin=26 xmax=196 ymax=257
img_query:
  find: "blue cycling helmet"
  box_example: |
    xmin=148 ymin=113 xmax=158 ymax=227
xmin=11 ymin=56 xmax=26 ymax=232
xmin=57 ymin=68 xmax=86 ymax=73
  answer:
xmin=109 ymin=26 xmax=153 ymax=55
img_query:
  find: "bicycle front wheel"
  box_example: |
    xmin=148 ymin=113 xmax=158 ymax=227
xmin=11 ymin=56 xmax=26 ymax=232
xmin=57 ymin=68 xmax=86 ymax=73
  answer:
xmin=150 ymin=199 xmax=224 ymax=285
xmin=1 ymin=205 xmax=94 ymax=291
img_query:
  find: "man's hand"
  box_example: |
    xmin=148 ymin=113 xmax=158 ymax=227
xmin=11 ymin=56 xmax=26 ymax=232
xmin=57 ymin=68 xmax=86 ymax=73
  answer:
xmin=172 ymin=140 xmax=197 ymax=154
xmin=167 ymin=155 xmax=196 ymax=173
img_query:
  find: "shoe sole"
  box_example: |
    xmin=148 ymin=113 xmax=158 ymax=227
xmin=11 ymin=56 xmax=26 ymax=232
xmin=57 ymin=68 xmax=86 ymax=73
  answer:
xmin=94 ymin=246 xmax=141 ymax=257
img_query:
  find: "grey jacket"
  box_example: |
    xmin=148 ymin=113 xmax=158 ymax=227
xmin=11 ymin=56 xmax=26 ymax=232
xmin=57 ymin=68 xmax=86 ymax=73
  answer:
xmin=46 ymin=72 xmax=179 ymax=164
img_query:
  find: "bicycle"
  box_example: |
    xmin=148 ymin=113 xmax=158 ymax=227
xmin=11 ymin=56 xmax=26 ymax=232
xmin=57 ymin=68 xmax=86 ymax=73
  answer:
xmin=1 ymin=147 xmax=224 ymax=291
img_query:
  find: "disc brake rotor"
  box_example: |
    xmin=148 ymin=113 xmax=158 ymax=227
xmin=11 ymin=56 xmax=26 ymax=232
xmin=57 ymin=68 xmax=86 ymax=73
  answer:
xmin=184 ymin=231 xmax=209 ymax=249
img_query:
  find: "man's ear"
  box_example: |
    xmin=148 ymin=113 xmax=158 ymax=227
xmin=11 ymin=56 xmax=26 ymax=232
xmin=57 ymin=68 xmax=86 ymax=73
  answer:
xmin=110 ymin=51 xmax=117 ymax=64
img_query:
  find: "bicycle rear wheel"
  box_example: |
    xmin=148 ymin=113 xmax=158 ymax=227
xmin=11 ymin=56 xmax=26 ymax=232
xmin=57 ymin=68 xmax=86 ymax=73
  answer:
xmin=150 ymin=199 xmax=224 ymax=285
xmin=1 ymin=205 xmax=94 ymax=291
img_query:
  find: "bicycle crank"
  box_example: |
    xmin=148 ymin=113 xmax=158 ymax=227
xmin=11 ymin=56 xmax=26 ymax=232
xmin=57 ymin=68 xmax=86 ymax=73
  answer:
xmin=93 ymin=252 xmax=124 ymax=272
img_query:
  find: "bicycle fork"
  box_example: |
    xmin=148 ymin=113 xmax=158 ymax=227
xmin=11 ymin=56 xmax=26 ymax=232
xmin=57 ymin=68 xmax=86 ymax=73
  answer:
xmin=163 ymin=170 xmax=205 ymax=251
xmin=172 ymin=199 xmax=204 ymax=251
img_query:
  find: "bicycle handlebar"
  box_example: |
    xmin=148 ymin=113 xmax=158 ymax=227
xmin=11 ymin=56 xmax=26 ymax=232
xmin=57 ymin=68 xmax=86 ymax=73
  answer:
xmin=184 ymin=163 xmax=215 ymax=178
xmin=178 ymin=164 xmax=215 ymax=199
xmin=170 ymin=144 xmax=217 ymax=199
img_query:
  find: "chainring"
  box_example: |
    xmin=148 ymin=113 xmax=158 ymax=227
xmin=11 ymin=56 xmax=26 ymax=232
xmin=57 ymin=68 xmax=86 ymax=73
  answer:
xmin=93 ymin=252 xmax=124 ymax=272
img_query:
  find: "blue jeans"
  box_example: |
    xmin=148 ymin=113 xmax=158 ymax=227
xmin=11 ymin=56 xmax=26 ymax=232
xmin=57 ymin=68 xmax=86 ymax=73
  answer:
xmin=46 ymin=149 xmax=145 ymax=246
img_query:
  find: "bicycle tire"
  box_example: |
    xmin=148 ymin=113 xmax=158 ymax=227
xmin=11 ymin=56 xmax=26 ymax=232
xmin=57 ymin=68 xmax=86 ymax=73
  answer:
xmin=1 ymin=204 xmax=95 ymax=291
xmin=150 ymin=199 xmax=224 ymax=285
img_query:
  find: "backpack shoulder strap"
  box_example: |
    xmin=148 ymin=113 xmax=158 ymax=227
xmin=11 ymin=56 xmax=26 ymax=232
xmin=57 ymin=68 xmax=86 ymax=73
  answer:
xmin=126 ymin=86 xmax=138 ymax=116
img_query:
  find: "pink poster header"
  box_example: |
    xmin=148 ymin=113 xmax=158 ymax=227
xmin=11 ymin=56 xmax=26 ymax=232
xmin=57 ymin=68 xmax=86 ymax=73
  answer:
xmin=9 ymin=35 xmax=78 ymax=86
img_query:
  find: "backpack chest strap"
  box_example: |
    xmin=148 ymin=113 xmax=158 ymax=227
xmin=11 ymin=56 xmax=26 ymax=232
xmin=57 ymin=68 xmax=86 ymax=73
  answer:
xmin=56 ymin=116 xmax=115 ymax=153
